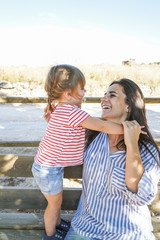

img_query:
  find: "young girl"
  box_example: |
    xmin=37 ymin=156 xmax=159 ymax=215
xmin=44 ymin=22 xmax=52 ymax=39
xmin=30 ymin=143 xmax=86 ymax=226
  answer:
xmin=32 ymin=64 xmax=124 ymax=240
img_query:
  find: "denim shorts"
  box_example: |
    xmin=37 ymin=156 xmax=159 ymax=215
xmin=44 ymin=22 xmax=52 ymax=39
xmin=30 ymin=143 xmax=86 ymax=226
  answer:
xmin=32 ymin=162 xmax=64 ymax=195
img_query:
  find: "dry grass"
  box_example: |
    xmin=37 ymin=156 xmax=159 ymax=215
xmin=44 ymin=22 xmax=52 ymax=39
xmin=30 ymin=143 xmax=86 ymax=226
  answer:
xmin=80 ymin=63 xmax=160 ymax=96
xmin=0 ymin=63 xmax=160 ymax=97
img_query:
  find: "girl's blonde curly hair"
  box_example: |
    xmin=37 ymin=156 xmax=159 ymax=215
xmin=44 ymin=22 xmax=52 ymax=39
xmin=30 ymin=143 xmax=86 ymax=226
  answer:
xmin=45 ymin=64 xmax=86 ymax=111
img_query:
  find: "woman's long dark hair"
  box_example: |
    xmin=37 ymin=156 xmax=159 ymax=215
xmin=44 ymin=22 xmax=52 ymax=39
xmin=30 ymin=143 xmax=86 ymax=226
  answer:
xmin=85 ymin=78 xmax=160 ymax=165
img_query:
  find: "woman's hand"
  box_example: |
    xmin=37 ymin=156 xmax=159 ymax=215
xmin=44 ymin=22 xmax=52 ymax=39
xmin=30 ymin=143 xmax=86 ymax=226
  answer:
xmin=122 ymin=120 xmax=146 ymax=148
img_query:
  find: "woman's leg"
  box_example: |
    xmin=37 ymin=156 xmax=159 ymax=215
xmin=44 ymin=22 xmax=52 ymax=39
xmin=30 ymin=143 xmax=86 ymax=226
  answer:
xmin=44 ymin=190 xmax=63 ymax=236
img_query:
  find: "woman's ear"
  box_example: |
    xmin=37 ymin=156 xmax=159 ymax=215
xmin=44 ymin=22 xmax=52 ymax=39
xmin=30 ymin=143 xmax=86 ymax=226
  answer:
xmin=126 ymin=105 xmax=130 ymax=113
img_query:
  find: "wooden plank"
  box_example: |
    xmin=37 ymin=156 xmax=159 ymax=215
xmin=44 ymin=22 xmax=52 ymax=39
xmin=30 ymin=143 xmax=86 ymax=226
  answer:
xmin=0 ymin=184 xmax=159 ymax=212
xmin=64 ymin=165 xmax=83 ymax=178
xmin=0 ymin=229 xmax=159 ymax=240
xmin=0 ymin=141 xmax=39 ymax=147
xmin=154 ymin=232 xmax=160 ymax=240
xmin=0 ymin=213 xmax=44 ymax=230
xmin=0 ymin=96 xmax=160 ymax=104
xmin=152 ymin=215 xmax=160 ymax=232
xmin=0 ymin=187 xmax=82 ymax=210
xmin=0 ymin=229 xmax=44 ymax=240
xmin=0 ymin=154 xmax=83 ymax=178
xmin=0 ymin=213 xmax=159 ymax=238
xmin=0 ymin=212 xmax=159 ymax=231
xmin=0 ymin=212 xmax=74 ymax=230
xmin=0 ymin=140 xmax=159 ymax=147
xmin=0 ymin=97 xmax=47 ymax=103
xmin=0 ymin=155 xmax=34 ymax=177
xmin=149 ymin=189 xmax=160 ymax=213
xmin=145 ymin=98 xmax=160 ymax=104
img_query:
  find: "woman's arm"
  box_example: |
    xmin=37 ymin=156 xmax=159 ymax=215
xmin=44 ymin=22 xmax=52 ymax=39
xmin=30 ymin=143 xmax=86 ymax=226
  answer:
xmin=122 ymin=120 xmax=145 ymax=193
xmin=80 ymin=116 xmax=124 ymax=134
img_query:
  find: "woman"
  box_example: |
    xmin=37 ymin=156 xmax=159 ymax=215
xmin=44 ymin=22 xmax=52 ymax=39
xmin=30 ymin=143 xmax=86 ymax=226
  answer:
xmin=65 ymin=78 xmax=160 ymax=240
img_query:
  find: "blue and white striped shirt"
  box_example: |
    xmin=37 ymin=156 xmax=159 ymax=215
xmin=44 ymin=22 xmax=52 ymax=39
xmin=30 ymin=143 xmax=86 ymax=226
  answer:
xmin=71 ymin=133 xmax=160 ymax=240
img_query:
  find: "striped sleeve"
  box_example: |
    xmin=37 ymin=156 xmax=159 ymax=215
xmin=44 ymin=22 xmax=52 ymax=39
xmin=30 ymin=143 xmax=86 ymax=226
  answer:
xmin=126 ymin=146 xmax=160 ymax=205
xmin=68 ymin=106 xmax=90 ymax=127
xmin=111 ymin=145 xmax=160 ymax=206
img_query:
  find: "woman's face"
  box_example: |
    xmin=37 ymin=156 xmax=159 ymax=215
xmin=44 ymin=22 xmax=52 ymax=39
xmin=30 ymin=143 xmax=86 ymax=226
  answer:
xmin=101 ymin=84 xmax=129 ymax=123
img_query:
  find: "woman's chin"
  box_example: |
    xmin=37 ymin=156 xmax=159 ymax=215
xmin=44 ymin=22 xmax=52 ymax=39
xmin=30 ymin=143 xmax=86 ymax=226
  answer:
xmin=101 ymin=113 xmax=110 ymax=120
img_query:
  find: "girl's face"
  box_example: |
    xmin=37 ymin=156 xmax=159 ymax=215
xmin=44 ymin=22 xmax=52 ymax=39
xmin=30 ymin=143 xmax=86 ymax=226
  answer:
xmin=70 ymin=83 xmax=86 ymax=107
xmin=101 ymin=84 xmax=129 ymax=123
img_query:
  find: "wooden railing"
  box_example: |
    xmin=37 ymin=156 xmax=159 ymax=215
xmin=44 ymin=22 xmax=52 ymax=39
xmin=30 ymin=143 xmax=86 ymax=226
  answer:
xmin=0 ymin=96 xmax=160 ymax=103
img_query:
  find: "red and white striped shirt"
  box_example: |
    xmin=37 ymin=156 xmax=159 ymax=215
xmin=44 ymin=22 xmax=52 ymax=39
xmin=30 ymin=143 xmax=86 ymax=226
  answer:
xmin=35 ymin=104 xmax=90 ymax=167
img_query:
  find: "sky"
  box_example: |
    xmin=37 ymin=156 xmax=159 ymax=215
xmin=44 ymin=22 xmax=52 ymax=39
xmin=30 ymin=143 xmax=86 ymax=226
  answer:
xmin=0 ymin=0 xmax=160 ymax=66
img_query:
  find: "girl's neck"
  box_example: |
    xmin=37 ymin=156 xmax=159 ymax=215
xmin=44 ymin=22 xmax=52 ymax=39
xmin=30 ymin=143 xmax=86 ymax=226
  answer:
xmin=58 ymin=101 xmax=70 ymax=105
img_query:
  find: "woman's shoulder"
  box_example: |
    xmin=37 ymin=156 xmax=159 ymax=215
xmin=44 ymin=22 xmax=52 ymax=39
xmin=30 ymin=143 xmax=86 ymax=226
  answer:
xmin=85 ymin=131 xmax=108 ymax=151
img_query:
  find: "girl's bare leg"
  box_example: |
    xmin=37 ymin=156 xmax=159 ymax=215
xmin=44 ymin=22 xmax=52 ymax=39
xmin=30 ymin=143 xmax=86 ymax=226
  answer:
xmin=43 ymin=190 xmax=62 ymax=236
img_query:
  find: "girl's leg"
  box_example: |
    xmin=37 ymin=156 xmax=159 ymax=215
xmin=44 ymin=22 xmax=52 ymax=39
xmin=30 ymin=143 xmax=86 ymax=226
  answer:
xmin=44 ymin=190 xmax=63 ymax=236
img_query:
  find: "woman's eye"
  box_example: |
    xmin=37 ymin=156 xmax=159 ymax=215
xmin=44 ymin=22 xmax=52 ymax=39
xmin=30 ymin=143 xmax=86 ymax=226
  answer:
xmin=110 ymin=94 xmax=115 ymax=97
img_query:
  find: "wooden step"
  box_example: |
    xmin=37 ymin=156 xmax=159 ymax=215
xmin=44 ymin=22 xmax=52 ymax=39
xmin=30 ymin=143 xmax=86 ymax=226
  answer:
xmin=0 ymin=212 xmax=74 ymax=230
xmin=0 ymin=229 xmax=159 ymax=240
xmin=0 ymin=229 xmax=44 ymax=240
xmin=0 ymin=186 xmax=82 ymax=210
xmin=0 ymin=213 xmax=159 ymax=239
xmin=0 ymin=154 xmax=83 ymax=178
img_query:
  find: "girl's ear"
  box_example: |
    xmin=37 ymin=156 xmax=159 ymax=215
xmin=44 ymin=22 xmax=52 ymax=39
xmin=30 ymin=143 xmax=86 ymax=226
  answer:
xmin=63 ymin=89 xmax=72 ymax=99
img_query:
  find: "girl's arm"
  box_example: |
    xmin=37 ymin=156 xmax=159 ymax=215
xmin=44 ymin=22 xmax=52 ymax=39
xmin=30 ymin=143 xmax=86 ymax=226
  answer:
xmin=122 ymin=120 xmax=145 ymax=193
xmin=80 ymin=116 xmax=123 ymax=134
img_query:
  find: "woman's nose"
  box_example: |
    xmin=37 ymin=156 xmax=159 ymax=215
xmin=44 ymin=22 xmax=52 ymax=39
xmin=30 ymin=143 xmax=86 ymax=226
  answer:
xmin=101 ymin=95 xmax=108 ymax=101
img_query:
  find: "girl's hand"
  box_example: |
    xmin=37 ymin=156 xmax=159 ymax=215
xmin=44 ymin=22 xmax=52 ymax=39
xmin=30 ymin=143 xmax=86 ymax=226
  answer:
xmin=122 ymin=120 xmax=147 ymax=147
xmin=43 ymin=103 xmax=51 ymax=123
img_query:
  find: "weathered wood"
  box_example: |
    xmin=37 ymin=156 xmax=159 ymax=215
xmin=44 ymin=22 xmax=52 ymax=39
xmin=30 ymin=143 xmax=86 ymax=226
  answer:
xmin=0 ymin=154 xmax=83 ymax=178
xmin=0 ymin=140 xmax=159 ymax=147
xmin=0 ymin=187 xmax=82 ymax=210
xmin=0 ymin=96 xmax=160 ymax=104
xmin=0 ymin=229 xmax=44 ymax=240
xmin=154 ymin=232 xmax=160 ymax=240
xmin=0 ymin=97 xmax=47 ymax=103
xmin=145 ymin=98 xmax=160 ymax=104
xmin=0 ymin=212 xmax=159 ymax=231
xmin=0 ymin=230 xmax=159 ymax=240
xmin=0 ymin=213 xmax=159 ymax=239
xmin=0 ymin=212 xmax=74 ymax=230
xmin=0 ymin=213 xmax=44 ymax=230
xmin=64 ymin=165 xmax=83 ymax=178
xmin=0 ymin=181 xmax=159 ymax=212
xmin=152 ymin=215 xmax=160 ymax=233
xmin=149 ymin=188 xmax=160 ymax=213
xmin=0 ymin=141 xmax=40 ymax=147
xmin=0 ymin=155 xmax=33 ymax=177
